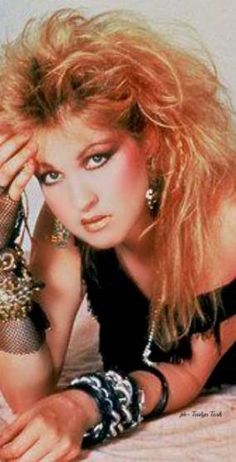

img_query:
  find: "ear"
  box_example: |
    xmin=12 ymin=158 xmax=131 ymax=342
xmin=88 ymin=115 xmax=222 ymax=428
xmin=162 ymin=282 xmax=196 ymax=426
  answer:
xmin=139 ymin=124 xmax=161 ymax=160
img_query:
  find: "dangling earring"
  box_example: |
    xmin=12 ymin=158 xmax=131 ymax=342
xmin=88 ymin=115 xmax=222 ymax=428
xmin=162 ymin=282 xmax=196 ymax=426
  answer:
xmin=145 ymin=156 xmax=163 ymax=217
xmin=51 ymin=218 xmax=70 ymax=248
xmin=145 ymin=184 xmax=159 ymax=216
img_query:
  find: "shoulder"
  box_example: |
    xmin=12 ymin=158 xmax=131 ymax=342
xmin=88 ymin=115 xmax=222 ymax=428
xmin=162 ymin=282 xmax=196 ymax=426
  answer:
xmin=197 ymin=194 xmax=236 ymax=293
xmin=216 ymin=194 xmax=236 ymax=269
xmin=182 ymin=315 xmax=236 ymax=387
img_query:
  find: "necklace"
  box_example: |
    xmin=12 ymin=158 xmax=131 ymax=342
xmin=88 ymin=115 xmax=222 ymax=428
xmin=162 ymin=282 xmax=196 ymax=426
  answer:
xmin=142 ymin=322 xmax=155 ymax=365
xmin=142 ymin=276 xmax=165 ymax=365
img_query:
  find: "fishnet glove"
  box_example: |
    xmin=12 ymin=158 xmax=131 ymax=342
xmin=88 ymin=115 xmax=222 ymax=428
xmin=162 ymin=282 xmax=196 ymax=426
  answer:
xmin=0 ymin=193 xmax=22 ymax=249
xmin=0 ymin=302 xmax=49 ymax=354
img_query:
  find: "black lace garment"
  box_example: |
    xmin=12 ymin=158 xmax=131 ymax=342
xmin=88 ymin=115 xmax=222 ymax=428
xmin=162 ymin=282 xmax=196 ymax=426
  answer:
xmin=82 ymin=247 xmax=236 ymax=387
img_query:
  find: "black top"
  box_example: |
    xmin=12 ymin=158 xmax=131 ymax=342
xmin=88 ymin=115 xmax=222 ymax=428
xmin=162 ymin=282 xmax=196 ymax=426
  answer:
xmin=83 ymin=247 xmax=236 ymax=387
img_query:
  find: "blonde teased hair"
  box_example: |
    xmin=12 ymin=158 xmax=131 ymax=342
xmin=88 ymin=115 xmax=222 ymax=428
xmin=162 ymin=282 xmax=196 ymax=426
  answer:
xmin=1 ymin=9 xmax=236 ymax=349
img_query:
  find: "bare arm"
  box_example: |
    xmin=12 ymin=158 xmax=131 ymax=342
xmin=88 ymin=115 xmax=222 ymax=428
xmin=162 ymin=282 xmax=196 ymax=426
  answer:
xmin=0 ymin=346 xmax=55 ymax=414
xmin=0 ymin=202 xmax=83 ymax=413
xmin=0 ymin=131 xmax=55 ymax=413
xmin=131 ymin=315 xmax=236 ymax=415
xmin=30 ymin=203 xmax=83 ymax=377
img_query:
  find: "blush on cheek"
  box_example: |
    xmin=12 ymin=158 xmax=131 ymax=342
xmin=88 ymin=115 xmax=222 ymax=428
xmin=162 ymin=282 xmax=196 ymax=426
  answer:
xmin=105 ymin=157 xmax=147 ymax=220
xmin=116 ymin=144 xmax=146 ymax=192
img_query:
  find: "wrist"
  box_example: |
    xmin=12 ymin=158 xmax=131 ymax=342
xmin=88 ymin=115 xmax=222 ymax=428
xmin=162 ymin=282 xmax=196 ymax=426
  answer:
xmin=0 ymin=193 xmax=21 ymax=249
xmin=62 ymin=389 xmax=102 ymax=431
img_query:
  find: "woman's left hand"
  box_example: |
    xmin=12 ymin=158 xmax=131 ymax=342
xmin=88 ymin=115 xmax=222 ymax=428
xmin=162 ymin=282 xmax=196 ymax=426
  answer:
xmin=0 ymin=392 xmax=88 ymax=461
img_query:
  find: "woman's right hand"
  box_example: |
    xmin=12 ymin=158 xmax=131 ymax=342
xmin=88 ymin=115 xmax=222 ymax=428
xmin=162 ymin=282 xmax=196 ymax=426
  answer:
xmin=0 ymin=129 xmax=37 ymax=202
xmin=0 ymin=390 xmax=98 ymax=461
xmin=0 ymin=127 xmax=38 ymax=247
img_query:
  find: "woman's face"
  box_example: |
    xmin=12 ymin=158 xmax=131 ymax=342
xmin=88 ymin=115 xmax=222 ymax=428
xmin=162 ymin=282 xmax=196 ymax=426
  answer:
xmin=35 ymin=115 xmax=152 ymax=249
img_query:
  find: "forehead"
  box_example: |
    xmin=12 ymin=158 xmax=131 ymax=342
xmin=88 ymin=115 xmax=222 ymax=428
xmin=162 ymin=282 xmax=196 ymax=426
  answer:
xmin=35 ymin=114 xmax=118 ymax=161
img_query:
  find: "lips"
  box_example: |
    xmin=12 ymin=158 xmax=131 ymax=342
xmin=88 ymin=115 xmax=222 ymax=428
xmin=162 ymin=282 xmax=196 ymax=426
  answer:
xmin=81 ymin=215 xmax=109 ymax=225
xmin=81 ymin=215 xmax=111 ymax=232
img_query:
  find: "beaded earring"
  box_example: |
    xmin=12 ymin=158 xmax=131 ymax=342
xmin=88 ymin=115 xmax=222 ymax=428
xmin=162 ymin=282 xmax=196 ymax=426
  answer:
xmin=145 ymin=185 xmax=159 ymax=216
xmin=51 ymin=218 xmax=70 ymax=248
xmin=145 ymin=156 xmax=163 ymax=217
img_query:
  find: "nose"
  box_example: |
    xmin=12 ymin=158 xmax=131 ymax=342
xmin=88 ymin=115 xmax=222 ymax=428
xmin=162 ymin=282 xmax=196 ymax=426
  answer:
xmin=67 ymin=174 xmax=98 ymax=213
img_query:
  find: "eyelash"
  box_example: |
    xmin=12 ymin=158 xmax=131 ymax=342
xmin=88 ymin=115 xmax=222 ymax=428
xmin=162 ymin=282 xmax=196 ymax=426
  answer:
xmin=38 ymin=151 xmax=114 ymax=186
xmin=37 ymin=171 xmax=62 ymax=186
xmin=84 ymin=150 xmax=113 ymax=170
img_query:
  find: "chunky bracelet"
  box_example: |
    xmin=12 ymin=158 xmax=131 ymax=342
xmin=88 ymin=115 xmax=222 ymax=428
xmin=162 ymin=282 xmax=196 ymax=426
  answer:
xmin=0 ymin=245 xmax=43 ymax=323
xmin=141 ymin=364 xmax=169 ymax=419
xmin=69 ymin=374 xmax=113 ymax=445
xmin=0 ymin=243 xmax=49 ymax=354
xmin=105 ymin=371 xmax=143 ymax=433
xmin=68 ymin=370 xmax=144 ymax=447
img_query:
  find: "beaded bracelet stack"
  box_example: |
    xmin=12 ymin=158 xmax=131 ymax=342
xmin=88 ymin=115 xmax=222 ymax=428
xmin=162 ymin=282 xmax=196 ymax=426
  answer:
xmin=68 ymin=370 xmax=145 ymax=447
xmin=0 ymin=244 xmax=43 ymax=323
xmin=0 ymin=243 xmax=49 ymax=354
xmin=68 ymin=365 xmax=170 ymax=447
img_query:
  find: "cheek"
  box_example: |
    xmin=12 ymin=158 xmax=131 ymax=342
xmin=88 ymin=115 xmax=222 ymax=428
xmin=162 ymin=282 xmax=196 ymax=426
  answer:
xmin=101 ymin=150 xmax=147 ymax=203
xmin=42 ymin=188 xmax=70 ymax=221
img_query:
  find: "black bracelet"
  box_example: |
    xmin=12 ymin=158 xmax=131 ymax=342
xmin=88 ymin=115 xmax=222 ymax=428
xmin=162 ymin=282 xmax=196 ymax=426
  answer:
xmin=67 ymin=371 xmax=144 ymax=447
xmin=68 ymin=377 xmax=112 ymax=446
xmin=141 ymin=364 xmax=169 ymax=419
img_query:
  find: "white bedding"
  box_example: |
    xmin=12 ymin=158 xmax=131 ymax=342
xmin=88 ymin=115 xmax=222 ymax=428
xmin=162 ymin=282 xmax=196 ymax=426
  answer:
xmin=1 ymin=298 xmax=235 ymax=461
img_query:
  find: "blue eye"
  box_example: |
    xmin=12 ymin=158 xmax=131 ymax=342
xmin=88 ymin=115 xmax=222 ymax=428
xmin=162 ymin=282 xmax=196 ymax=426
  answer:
xmin=85 ymin=152 xmax=113 ymax=170
xmin=38 ymin=171 xmax=62 ymax=186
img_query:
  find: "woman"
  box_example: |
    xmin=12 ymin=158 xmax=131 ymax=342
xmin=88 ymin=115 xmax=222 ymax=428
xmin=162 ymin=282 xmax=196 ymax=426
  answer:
xmin=0 ymin=8 xmax=235 ymax=461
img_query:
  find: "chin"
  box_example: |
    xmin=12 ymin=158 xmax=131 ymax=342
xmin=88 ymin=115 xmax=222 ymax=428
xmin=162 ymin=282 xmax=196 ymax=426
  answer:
xmin=82 ymin=232 xmax=125 ymax=250
xmin=88 ymin=239 xmax=119 ymax=250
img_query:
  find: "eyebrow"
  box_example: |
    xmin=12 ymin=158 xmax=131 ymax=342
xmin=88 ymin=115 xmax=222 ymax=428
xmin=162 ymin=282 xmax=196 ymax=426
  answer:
xmin=34 ymin=160 xmax=56 ymax=176
xmin=36 ymin=137 xmax=115 ymax=172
